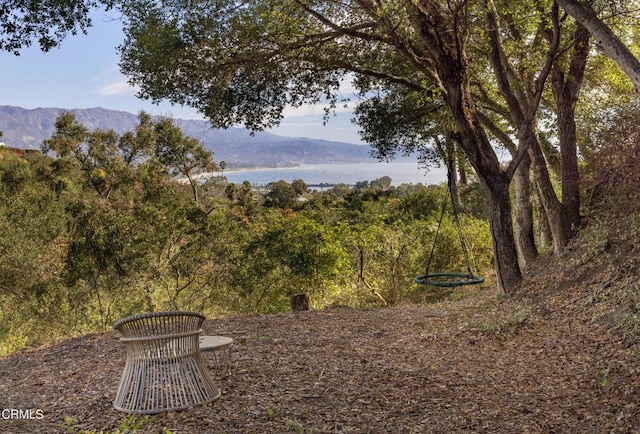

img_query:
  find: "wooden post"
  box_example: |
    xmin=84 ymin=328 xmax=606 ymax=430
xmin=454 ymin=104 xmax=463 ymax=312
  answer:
xmin=290 ymin=292 xmax=310 ymax=311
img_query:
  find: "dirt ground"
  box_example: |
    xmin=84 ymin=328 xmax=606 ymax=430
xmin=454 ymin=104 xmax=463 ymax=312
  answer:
xmin=1 ymin=269 xmax=640 ymax=434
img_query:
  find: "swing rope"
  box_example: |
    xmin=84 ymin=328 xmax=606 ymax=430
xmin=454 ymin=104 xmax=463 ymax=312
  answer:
xmin=415 ymin=162 xmax=484 ymax=287
xmin=450 ymin=172 xmax=475 ymax=278
xmin=423 ymin=174 xmax=450 ymax=278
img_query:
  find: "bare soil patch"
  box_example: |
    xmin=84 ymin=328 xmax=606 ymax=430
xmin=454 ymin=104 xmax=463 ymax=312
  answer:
xmin=1 ymin=282 xmax=639 ymax=433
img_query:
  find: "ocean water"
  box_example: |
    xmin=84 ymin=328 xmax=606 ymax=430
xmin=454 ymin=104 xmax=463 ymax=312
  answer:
xmin=223 ymin=162 xmax=447 ymax=187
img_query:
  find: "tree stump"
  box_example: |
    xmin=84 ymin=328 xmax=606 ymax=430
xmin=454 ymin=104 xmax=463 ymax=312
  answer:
xmin=290 ymin=292 xmax=310 ymax=311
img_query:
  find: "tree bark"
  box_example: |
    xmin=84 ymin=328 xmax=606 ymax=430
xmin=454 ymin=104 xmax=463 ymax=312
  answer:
xmin=533 ymin=186 xmax=552 ymax=249
xmin=514 ymin=153 xmax=538 ymax=268
xmin=458 ymin=155 xmax=468 ymax=187
xmin=551 ymin=24 xmax=590 ymax=236
xmin=290 ymin=293 xmax=310 ymax=311
xmin=475 ymin=111 xmax=537 ymax=268
xmin=443 ymin=77 xmax=522 ymax=293
xmin=528 ymin=135 xmax=569 ymax=254
xmin=484 ymin=0 xmax=567 ymax=254
xmin=556 ymin=0 xmax=640 ymax=93
xmin=483 ymin=173 xmax=522 ymax=293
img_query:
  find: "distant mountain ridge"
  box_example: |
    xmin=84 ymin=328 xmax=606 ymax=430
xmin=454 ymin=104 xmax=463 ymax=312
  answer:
xmin=0 ymin=106 xmax=379 ymax=168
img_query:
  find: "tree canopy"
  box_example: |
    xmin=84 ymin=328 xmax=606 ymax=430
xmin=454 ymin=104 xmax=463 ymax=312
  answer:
xmin=5 ymin=0 xmax=640 ymax=293
xmin=115 ymin=0 xmax=563 ymax=292
xmin=0 ymin=0 xmax=115 ymax=54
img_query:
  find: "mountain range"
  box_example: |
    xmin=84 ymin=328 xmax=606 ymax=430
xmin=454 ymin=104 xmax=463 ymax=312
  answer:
xmin=0 ymin=106 xmax=382 ymax=169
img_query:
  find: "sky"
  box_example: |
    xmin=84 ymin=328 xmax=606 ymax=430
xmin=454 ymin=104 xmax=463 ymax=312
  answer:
xmin=0 ymin=9 xmax=364 ymax=144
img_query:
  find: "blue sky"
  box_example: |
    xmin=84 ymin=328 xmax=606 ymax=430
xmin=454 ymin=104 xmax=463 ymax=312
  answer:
xmin=0 ymin=9 xmax=363 ymax=144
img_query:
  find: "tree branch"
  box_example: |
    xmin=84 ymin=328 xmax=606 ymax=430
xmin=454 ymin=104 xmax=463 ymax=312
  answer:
xmin=557 ymin=0 xmax=640 ymax=92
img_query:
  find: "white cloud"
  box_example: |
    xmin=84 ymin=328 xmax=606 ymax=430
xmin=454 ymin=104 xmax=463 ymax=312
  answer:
xmin=279 ymin=75 xmax=361 ymax=118
xmin=281 ymin=100 xmax=358 ymax=119
xmin=94 ymin=80 xmax=137 ymax=96
xmin=278 ymin=120 xmax=323 ymax=127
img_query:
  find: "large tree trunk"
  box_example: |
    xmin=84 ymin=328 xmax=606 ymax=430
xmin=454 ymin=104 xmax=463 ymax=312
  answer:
xmin=474 ymin=111 xmax=538 ymax=268
xmin=528 ymin=135 xmax=570 ymax=254
xmin=483 ymin=173 xmax=522 ymax=293
xmin=551 ymin=24 xmax=590 ymax=237
xmin=484 ymin=0 xmax=563 ymax=255
xmin=447 ymin=92 xmax=522 ymax=294
xmin=514 ymin=153 xmax=538 ymax=268
xmin=439 ymin=90 xmax=522 ymax=293
xmin=533 ymin=186 xmax=552 ymax=249
xmin=556 ymin=0 xmax=640 ymax=93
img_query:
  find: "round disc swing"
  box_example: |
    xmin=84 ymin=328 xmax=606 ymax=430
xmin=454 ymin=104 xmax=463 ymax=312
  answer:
xmin=414 ymin=163 xmax=484 ymax=288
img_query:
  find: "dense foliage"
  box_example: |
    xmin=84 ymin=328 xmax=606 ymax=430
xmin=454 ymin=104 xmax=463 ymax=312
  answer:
xmin=0 ymin=0 xmax=115 ymax=54
xmin=110 ymin=0 xmax=635 ymax=293
xmin=0 ymin=115 xmax=492 ymax=355
xmin=5 ymin=0 xmax=640 ymax=294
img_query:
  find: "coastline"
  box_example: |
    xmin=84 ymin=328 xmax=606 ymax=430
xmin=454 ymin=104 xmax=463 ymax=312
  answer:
xmin=219 ymin=161 xmax=446 ymax=187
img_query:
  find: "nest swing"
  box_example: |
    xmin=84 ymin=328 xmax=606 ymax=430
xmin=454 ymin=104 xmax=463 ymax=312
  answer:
xmin=414 ymin=164 xmax=484 ymax=288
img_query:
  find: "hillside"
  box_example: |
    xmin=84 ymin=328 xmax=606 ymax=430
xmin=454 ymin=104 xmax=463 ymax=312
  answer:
xmin=2 ymin=197 xmax=640 ymax=433
xmin=1 ymin=114 xmax=639 ymax=433
xmin=1 ymin=248 xmax=639 ymax=433
xmin=0 ymin=106 xmax=374 ymax=168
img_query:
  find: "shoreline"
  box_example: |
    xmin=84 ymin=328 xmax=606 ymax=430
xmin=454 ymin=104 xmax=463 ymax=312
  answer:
xmin=221 ymin=161 xmax=446 ymax=187
xmin=222 ymin=158 xmax=424 ymax=174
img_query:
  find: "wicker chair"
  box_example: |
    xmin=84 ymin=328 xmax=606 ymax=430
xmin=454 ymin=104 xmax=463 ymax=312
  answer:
xmin=112 ymin=311 xmax=221 ymax=414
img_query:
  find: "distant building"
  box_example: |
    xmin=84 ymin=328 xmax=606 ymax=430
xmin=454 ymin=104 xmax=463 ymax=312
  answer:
xmin=0 ymin=143 xmax=28 ymax=156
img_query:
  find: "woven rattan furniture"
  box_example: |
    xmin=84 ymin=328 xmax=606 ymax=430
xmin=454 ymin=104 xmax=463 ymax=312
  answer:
xmin=113 ymin=311 xmax=221 ymax=414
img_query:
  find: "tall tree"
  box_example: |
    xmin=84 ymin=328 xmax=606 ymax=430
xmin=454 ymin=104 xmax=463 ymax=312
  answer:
xmin=482 ymin=0 xmax=570 ymax=254
xmin=471 ymin=0 xmax=593 ymax=255
xmin=41 ymin=112 xmax=129 ymax=199
xmin=550 ymin=23 xmax=591 ymax=237
xmin=41 ymin=111 xmax=215 ymax=205
xmin=152 ymin=117 xmax=216 ymax=206
xmin=117 ymin=0 xmax=527 ymax=292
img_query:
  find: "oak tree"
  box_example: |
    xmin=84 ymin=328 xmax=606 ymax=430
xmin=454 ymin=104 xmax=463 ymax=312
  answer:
xmin=0 ymin=0 xmax=114 ymax=54
xmin=115 ymin=0 xmax=528 ymax=292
